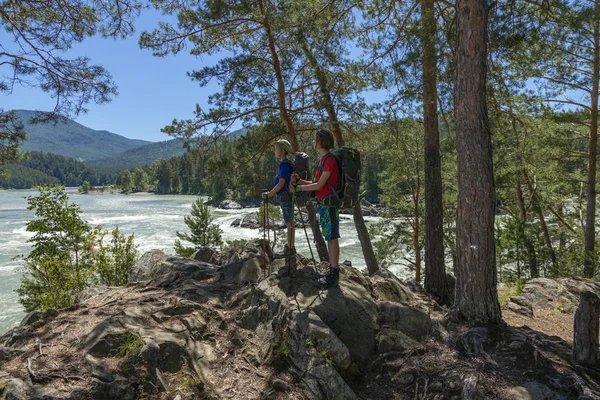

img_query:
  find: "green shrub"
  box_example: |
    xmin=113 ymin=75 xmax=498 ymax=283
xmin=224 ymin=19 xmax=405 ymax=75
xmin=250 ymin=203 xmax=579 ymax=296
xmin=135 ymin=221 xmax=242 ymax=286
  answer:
xmin=93 ymin=227 xmax=138 ymax=286
xmin=18 ymin=186 xmax=96 ymax=311
xmin=17 ymin=187 xmax=139 ymax=312
xmin=118 ymin=333 xmax=144 ymax=357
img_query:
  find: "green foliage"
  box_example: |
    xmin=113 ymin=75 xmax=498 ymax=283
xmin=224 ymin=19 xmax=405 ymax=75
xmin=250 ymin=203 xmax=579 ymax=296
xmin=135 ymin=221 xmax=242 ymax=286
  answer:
xmin=221 ymin=239 xmax=250 ymax=252
xmin=273 ymin=340 xmax=291 ymax=360
xmin=369 ymin=119 xmax=425 ymax=279
xmin=93 ymin=227 xmax=138 ymax=286
xmin=0 ymin=111 xmax=27 ymax=179
xmin=117 ymin=333 xmax=144 ymax=357
xmin=0 ymin=151 xmax=120 ymax=189
xmin=119 ymin=170 xmax=133 ymax=194
xmin=317 ymin=348 xmax=336 ymax=366
xmin=17 ymin=186 xmax=95 ymax=311
xmin=498 ymin=279 xmax=525 ymax=307
xmin=17 ymin=187 xmax=138 ymax=312
xmin=175 ymin=199 xmax=223 ymax=256
xmin=79 ymin=181 xmax=91 ymax=194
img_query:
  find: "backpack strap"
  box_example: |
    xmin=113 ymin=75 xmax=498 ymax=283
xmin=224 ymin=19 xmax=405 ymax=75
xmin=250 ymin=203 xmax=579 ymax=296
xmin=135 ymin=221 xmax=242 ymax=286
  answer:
xmin=279 ymin=158 xmax=293 ymax=196
xmin=316 ymin=153 xmax=340 ymax=199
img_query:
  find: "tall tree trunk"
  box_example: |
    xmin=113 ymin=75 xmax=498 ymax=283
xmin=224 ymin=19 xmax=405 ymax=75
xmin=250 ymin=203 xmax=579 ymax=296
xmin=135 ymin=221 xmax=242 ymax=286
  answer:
xmin=297 ymin=31 xmax=344 ymax=147
xmin=422 ymin=0 xmax=451 ymax=305
xmin=259 ymin=2 xmax=328 ymax=261
xmin=353 ymin=204 xmax=378 ymax=274
xmin=260 ymin=0 xmax=299 ymax=152
xmin=515 ymin=179 xmax=539 ymax=278
xmin=584 ymin=10 xmax=600 ymax=278
xmin=523 ymin=172 xmax=557 ymax=276
xmin=454 ymin=0 xmax=502 ymax=325
xmin=297 ymin=29 xmax=379 ymax=273
xmin=412 ymin=180 xmax=422 ymax=283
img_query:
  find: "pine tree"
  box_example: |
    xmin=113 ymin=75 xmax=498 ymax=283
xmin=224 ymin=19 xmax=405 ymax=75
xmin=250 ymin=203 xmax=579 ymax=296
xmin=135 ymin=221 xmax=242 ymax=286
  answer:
xmin=174 ymin=199 xmax=223 ymax=257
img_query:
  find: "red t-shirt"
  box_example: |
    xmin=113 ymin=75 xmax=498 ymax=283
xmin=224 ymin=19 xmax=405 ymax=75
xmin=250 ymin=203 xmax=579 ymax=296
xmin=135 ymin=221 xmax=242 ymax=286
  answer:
xmin=315 ymin=154 xmax=338 ymax=200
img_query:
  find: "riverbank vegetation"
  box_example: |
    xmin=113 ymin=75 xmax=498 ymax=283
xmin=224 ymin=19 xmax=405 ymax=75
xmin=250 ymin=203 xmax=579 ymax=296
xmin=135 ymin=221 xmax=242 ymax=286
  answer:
xmin=17 ymin=187 xmax=138 ymax=312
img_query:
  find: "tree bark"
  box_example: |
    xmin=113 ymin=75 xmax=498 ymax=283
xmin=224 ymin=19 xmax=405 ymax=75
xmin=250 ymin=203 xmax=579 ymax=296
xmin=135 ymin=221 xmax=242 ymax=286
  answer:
xmin=584 ymin=8 xmax=600 ymax=278
xmin=422 ymin=0 xmax=451 ymax=305
xmin=297 ymin=31 xmax=344 ymax=147
xmin=260 ymin=0 xmax=299 ymax=152
xmin=297 ymin=28 xmax=379 ymax=274
xmin=454 ymin=0 xmax=502 ymax=325
xmin=515 ymin=180 xmax=539 ymax=278
xmin=353 ymin=203 xmax=378 ymax=275
xmin=523 ymin=172 xmax=557 ymax=276
xmin=573 ymin=290 xmax=600 ymax=367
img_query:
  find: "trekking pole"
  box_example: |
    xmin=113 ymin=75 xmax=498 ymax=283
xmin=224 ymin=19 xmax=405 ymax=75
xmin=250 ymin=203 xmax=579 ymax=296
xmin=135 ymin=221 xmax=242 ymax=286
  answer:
xmin=262 ymin=189 xmax=269 ymax=276
xmin=292 ymin=183 xmax=318 ymax=273
xmin=289 ymin=189 xmax=295 ymax=276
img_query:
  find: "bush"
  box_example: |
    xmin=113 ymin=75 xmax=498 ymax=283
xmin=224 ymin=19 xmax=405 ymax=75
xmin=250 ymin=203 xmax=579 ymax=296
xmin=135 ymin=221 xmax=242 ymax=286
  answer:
xmin=18 ymin=186 xmax=95 ymax=311
xmin=17 ymin=186 xmax=138 ymax=312
xmin=78 ymin=181 xmax=91 ymax=194
xmin=93 ymin=227 xmax=138 ymax=286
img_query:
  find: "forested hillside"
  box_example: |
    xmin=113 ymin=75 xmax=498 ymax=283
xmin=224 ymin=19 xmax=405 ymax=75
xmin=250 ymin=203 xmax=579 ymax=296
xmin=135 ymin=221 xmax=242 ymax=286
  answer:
xmin=0 ymin=152 xmax=117 ymax=189
xmin=87 ymin=138 xmax=187 ymax=170
xmin=14 ymin=110 xmax=151 ymax=161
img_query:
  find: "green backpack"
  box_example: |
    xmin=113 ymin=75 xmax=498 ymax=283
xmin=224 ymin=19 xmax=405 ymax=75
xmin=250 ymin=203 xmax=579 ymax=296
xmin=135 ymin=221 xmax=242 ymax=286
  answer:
xmin=318 ymin=146 xmax=361 ymax=209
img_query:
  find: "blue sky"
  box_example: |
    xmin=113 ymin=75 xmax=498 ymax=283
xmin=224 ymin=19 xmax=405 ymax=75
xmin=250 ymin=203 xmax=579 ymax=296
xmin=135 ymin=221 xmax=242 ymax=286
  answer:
xmin=1 ymin=9 xmax=227 ymax=142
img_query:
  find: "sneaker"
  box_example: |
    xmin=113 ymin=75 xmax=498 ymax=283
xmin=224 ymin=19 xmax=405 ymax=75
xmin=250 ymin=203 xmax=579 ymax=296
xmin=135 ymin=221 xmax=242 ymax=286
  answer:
xmin=316 ymin=267 xmax=339 ymax=289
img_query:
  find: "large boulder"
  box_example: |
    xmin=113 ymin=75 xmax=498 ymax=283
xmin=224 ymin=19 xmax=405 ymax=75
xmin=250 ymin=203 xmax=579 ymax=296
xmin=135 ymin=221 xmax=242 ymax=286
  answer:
xmin=217 ymin=257 xmax=263 ymax=285
xmin=522 ymin=278 xmax=579 ymax=313
xmin=191 ymin=247 xmax=218 ymax=264
xmin=371 ymin=269 xmax=414 ymax=304
xmin=219 ymin=200 xmax=242 ymax=210
xmin=239 ymin=213 xmax=260 ymax=229
xmin=378 ymin=301 xmax=432 ymax=340
xmin=147 ymin=257 xmax=219 ymax=288
xmin=504 ymin=382 xmax=567 ymax=400
xmin=218 ymin=239 xmax=272 ymax=266
xmin=129 ymin=249 xmax=168 ymax=283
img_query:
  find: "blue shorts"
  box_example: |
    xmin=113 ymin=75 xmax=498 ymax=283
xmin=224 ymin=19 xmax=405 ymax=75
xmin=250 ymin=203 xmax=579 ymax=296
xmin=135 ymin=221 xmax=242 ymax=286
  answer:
xmin=318 ymin=205 xmax=340 ymax=241
xmin=280 ymin=203 xmax=293 ymax=223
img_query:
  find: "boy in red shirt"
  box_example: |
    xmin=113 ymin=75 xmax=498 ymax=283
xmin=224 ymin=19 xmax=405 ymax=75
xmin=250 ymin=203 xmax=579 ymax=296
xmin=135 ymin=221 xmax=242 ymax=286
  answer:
xmin=291 ymin=129 xmax=340 ymax=288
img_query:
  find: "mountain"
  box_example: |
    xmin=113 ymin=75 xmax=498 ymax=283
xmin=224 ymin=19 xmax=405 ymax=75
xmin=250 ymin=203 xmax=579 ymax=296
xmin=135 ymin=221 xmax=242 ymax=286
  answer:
xmin=13 ymin=110 xmax=152 ymax=162
xmin=87 ymin=128 xmax=247 ymax=170
xmin=87 ymin=139 xmax=188 ymax=170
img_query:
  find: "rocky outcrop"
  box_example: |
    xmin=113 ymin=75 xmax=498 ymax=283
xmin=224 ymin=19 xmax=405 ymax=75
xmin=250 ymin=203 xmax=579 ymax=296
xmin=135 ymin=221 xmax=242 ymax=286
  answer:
xmin=2 ymin=243 xmax=596 ymax=400
xmin=503 ymin=277 xmax=600 ymax=317
xmin=0 ymin=241 xmax=424 ymax=400
xmin=230 ymin=213 xmax=261 ymax=229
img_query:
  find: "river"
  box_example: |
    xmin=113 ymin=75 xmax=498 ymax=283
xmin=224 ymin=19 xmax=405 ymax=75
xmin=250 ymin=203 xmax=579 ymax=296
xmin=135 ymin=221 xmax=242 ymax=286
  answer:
xmin=0 ymin=188 xmax=412 ymax=334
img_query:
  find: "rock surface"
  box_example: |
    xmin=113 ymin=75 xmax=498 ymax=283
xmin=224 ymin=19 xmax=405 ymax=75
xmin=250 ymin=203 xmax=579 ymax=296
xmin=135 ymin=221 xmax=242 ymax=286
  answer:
xmin=0 ymin=243 xmax=598 ymax=400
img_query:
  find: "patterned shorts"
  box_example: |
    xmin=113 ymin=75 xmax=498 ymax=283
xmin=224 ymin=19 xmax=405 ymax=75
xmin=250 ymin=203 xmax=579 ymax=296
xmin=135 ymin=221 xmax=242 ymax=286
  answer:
xmin=318 ymin=205 xmax=340 ymax=241
xmin=280 ymin=203 xmax=293 ymax=223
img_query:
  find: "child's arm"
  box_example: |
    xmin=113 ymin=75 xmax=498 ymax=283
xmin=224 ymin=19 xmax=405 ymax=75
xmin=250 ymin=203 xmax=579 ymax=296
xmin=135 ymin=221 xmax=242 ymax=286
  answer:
xmin=263 ymin=178 xmax=286 ymax=198
xmin=291 ymin=171 xmax=330 ymax=193
xmin=291 ymin=173 xmax=312 ymax=186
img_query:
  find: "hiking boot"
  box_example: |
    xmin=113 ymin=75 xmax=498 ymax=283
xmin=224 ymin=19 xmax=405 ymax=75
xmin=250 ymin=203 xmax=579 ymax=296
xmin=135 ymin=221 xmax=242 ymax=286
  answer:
xmin=316 ymin=267 xmax=339 ymax=289
xmin=317 ymin=263 xmax=332 ymax=277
